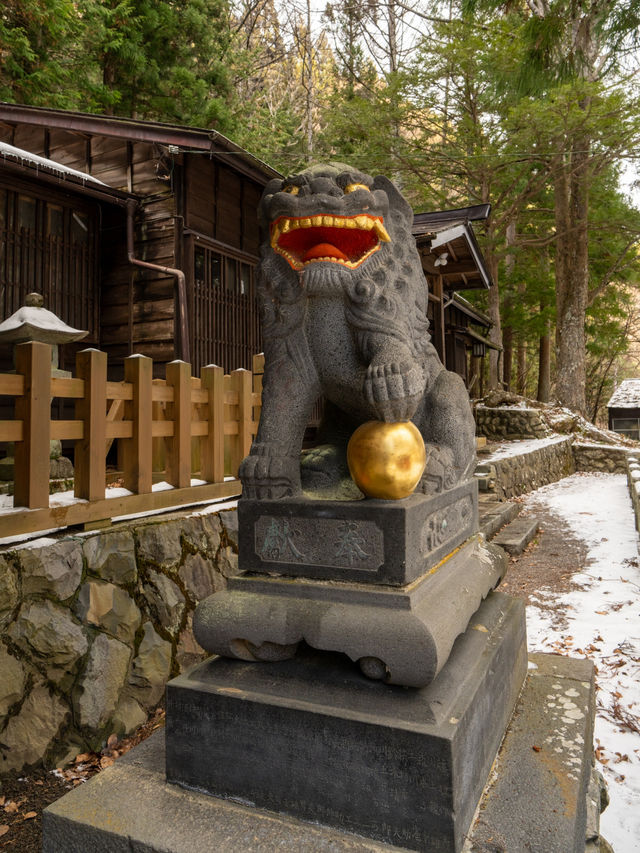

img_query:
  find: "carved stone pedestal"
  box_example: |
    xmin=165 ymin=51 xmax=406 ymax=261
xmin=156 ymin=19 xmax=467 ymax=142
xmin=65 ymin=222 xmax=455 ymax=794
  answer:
xmin=194 ymin=482 xmax=507 ymax=688
xmin=194 ymin=534 xmax=506 ymax=687
xmin=170 ymin=593 xmax=527 ymax=852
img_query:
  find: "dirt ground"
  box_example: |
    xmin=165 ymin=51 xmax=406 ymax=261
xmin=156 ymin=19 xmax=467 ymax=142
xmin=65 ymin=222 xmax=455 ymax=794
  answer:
xmin=0 ymin=506 xmax=590 ymax=852
xmin=498 ymin=500 xmax=589 ymax=628
xmin=0 ymin=709 xmax=165 ymax=852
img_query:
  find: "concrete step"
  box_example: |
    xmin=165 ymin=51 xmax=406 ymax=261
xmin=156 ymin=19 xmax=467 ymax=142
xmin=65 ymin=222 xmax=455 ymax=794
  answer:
xmin=478 ymin=499 xmax=521 ymax=540
xmin=492 ymin=516 xmax=539 ymax=555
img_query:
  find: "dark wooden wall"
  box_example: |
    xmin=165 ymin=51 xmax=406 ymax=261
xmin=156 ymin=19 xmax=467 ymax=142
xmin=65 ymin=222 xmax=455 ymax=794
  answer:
xmin=0 ymin=121 xmax=267 ymax=377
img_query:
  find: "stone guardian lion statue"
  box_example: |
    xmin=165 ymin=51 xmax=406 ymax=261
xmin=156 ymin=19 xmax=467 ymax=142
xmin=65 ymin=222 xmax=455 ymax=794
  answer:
xmin=240 ymin=163 xmax=476 ymax=499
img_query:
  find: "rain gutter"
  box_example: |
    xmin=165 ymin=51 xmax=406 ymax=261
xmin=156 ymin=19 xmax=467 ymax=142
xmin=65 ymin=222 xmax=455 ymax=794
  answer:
xmin=126 ymin=199 xmax=190 ymax=363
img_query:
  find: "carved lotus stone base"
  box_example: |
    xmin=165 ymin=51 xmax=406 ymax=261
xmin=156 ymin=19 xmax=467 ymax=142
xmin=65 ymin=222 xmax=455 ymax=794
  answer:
xmin=238 ymin=480 xmax=478 ymax=586
xmin=193 ymin=534 xmax=507 ymax=688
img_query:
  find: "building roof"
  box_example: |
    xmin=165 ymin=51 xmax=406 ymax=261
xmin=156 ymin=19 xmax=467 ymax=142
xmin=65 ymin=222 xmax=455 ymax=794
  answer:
xmin=0 ymin=140 xmax=135 ymax=207
xmin=607 ymin=379 xmax=640 ymax=409
xmin=446 ymin=293 xmax=491 ymax=327
xmin=0 ymin=103 xmax=280 ymax=184
xmin=413 ymin=204 xmax=493 ymax=291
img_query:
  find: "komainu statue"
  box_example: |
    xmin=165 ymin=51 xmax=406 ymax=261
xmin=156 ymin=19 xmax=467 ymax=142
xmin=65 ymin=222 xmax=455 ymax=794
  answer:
xmin=193 ymin=164 xmax=505 ymax=690
xmin=240 ymin=163 xmax=476 ymax=500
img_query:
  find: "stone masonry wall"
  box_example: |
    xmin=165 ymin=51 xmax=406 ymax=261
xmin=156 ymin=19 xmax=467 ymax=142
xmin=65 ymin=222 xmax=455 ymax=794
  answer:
xmin=475 ymin=405 xmax=551 ymax=441
xmin=573 ymin=443 xmax=630 ymax=474
xmin=480 ymin=437 xmax=575 ymax=499
xmin=626 ymin=454 xmax=640 ymax=537
xmin=0 ymin=505 xmax=239 ymax=776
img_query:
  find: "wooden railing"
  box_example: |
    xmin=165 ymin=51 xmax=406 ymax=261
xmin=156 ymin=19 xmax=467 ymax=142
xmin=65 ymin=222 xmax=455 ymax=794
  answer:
xmin=0 ymin=342 xmax=265 ymax=539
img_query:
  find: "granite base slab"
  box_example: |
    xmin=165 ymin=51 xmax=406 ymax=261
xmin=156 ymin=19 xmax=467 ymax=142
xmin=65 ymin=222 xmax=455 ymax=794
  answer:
xmin=194 ymin=535 xmax=508 ymax=687
xmin=238 ymin=481 xmax=478 ymax=586
xmin=42 ymin=647 xmax=598 ymax=853
xmin=171 ymin=593 xmax=527 ymax=852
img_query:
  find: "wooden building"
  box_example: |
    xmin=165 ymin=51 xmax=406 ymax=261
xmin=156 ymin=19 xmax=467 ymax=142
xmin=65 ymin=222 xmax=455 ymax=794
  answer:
xmin=607 ymin=380 xmax=640 ymax=439
xmin=0 ymin=104 xmax=495 ymax=392
xmin=413 ymin=204 xmax=497 ymax=392
xmin=0 ymin=103 xmax=279 ymax=377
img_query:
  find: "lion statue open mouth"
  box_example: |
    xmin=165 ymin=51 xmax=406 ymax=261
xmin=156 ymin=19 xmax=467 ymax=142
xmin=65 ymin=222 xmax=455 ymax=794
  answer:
xmin=240 ymin=163 xmax=476 ymax=500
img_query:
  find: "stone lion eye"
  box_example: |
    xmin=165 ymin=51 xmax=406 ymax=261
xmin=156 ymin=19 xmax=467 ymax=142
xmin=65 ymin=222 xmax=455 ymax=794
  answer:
xmin=344 ymin=183 xmax=370 ymax=194
xmin=283 ymin=185 xmax=299 ymax=195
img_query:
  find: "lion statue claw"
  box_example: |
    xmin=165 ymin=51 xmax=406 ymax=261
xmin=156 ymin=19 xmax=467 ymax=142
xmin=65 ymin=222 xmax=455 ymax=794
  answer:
xmin=240 ymin=163 xmax=476 ymax=500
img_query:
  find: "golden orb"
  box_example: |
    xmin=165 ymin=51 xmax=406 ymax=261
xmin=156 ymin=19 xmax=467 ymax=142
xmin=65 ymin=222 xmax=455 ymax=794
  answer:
xmin=347 ymin=420 xmax=426 ymax=500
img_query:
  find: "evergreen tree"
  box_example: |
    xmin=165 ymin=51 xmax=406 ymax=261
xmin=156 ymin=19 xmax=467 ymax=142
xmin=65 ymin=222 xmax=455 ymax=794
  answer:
xmin=0 ymin=0 xmax=80 ymax=106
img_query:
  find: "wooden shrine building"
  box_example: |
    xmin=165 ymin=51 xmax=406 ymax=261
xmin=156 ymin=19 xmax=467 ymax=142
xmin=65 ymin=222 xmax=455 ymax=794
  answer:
xmin=0 ymin=103 xmax=279 ymax=377
xmin=607 ymin=380 xmax=640 ymax=440
xmin=0 ymin=104 xmax=495 ymax=391
xmin=413 ymin=204 xmax=497 ymax=392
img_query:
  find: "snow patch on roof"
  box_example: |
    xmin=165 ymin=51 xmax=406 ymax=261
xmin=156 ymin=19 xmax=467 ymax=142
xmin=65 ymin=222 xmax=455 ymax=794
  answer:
xmin=0 ymin=141 xmax=106 ymax=186
xmin=607 ymin=378 xmax=640 ymax=409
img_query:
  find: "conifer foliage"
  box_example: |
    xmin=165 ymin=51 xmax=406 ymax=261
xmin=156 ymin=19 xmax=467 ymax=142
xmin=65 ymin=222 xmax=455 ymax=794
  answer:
xmin=1 ymin=0 xmax=639 ymax=419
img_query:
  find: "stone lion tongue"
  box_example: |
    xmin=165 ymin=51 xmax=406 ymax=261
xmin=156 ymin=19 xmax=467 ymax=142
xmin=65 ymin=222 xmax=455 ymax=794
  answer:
xmin=303 ymin=242 xmax=348 ymax=263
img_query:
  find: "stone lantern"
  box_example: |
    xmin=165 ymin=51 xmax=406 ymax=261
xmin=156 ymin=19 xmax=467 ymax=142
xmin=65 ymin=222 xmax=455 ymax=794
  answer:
xmin=0 ymin=293 xmax=88 ymax=482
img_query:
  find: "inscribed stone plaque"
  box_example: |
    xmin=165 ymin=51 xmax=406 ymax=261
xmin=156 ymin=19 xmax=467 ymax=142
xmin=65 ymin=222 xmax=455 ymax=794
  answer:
xmin=255 ymin=516 xmax=383 ymax=571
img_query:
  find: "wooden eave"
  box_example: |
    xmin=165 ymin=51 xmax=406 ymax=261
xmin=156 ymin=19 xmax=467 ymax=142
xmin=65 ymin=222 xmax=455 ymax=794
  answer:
xmin=0 ymin=149 xmax=136 ymax=208
xmin=445 ymin=293 xmax=491 ymax=328
xmin=0 ymin=102 xmax=281 ymax=185
xmin=413 ymin=204 xmax=493 ymax=291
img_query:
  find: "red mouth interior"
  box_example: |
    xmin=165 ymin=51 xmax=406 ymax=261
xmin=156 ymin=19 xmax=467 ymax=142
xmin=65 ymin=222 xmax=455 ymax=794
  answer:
xmin=277 ymin=225 xmax=378 ymax=263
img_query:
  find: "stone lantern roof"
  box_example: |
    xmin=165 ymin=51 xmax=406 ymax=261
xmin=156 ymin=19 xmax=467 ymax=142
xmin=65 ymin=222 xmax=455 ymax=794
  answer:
xmin=0 ymin=293 xmax=88 ymax=346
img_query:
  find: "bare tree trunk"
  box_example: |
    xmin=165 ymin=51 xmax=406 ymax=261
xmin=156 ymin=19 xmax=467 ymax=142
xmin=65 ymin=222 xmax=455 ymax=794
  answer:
xmin=554 ymin=134 xmax=590 ymax=415
xmin=387 ymin=0 xmax=398 ymax=74
xmin=304 ymin=0 xmax=313 ymax=160
xmin=502 ymin=322 xmax=512 ymax=390
xmin=485 ymin=248 xmax=502 ymax=389
xmin=537 ymin=252 xmax=551 ymax=401
xmin=537 ymin=315 xmax=551 ymax=401
xmin=517 ymin=333 xmax=527 ymax=395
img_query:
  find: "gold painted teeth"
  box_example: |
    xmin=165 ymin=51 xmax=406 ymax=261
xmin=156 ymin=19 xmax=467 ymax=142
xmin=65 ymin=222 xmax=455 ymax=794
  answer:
xmin=270 ymin=215 xmax=390 ymax=248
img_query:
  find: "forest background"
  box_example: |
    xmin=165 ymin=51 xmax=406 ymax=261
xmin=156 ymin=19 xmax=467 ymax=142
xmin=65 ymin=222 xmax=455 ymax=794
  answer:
xmin=1 ymin=0 xmax=640 ymax=422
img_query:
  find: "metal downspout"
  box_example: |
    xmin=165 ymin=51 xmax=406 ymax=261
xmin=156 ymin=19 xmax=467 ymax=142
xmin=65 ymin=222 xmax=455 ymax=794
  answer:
xmin=126 ymin=199 xmax=190 ymax=363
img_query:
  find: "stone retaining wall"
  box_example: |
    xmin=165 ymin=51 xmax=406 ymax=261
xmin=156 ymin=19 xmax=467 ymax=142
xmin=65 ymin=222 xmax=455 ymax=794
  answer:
xmin=626 ymin=455 xmax=640 ymax=537
xmin=0 ymin=505 xmax=239 ymax=776
xmin=573 ymin=443 xmax=629 ymax=474
xmin=479 ymin=437 xmax=575 ymax=499
xmin=475 ymin=405 xmax=550 ymax=441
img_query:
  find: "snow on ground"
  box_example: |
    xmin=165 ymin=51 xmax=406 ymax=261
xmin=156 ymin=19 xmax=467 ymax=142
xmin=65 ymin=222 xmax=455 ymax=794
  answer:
xmin=521 ymin=473 xmax=640 ymax=853
xmin=484 ymin=435 xmax=569 ymax=461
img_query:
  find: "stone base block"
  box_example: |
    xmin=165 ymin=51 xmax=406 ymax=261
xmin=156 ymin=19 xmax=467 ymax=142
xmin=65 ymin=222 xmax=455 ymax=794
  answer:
xmin=42 ymin=644 xmax=597 ymax=853
xmin=194 ymin=535 xmax=508 ymax=687
xmin=238 ymin=481 xmax=478 ymax=586
xmin=171 ymin=593 xmax=527 ymax=851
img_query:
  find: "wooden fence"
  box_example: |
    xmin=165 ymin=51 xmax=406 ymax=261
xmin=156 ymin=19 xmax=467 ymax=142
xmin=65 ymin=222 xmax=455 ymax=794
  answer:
xmin=0 ymin=342 xmax=264 ymax=539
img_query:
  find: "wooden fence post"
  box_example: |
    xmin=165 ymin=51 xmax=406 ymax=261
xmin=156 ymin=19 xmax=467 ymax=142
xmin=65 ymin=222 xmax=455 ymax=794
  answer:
xmin=74 ymin=348 xmax=107 ymax=501
xmin=229 ymin=368 xmax=253 ymax=478
xmin=122 ymin=354 xmax=153 ymax=494
xmin=200 ymin=365 xmax=224 ymax=483
xmin=151 ymin=379 xmax=167 ymax=475
xmin=166 ymin=360 xmax=191 ymax=489
xmin=14 ymin=341 xmax=51 ymax=509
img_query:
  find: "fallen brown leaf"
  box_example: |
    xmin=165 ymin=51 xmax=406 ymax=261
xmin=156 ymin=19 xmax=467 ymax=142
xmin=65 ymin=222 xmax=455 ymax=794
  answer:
xmin=4 ymin=803 xmax=18 ymax=814
xmin=0 ymin=826 xmax=9 ymax=837
xmin=22 ymin=812 xmax=37 ymax=821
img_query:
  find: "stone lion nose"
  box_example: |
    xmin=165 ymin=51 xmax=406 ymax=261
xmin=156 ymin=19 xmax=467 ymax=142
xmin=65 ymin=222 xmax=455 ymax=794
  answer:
xmin=308 ymin=177 xmax=342 ymax=197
